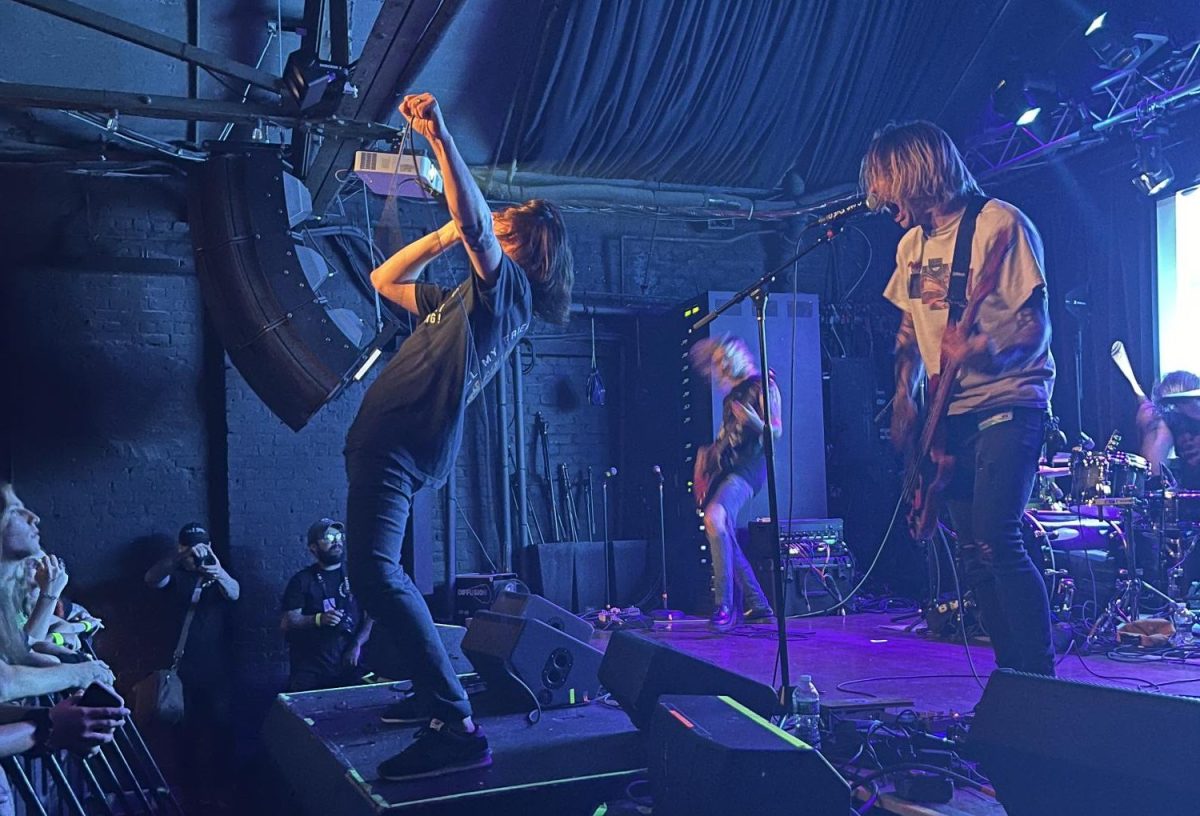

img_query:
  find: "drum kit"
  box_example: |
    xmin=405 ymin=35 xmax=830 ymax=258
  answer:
xmin=1028 ymin=425 xmax=1199 ymax=644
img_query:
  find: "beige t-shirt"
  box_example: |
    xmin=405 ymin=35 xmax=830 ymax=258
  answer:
xmin=883 ymin=199 xmax=1055 ymax=415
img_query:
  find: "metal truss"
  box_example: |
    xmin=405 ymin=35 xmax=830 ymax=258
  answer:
xmin=965 ymin=37 xmax=1200 ymax=179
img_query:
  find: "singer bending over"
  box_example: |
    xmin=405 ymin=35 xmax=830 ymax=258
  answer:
xmin=690 ymin=336 xmax=781 ymax=632
xmin=344 ymin=93 xmax=573 ymax=781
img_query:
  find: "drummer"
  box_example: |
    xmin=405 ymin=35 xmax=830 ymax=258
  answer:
xmin=1138 ymin=370 xmax=1200 ymax=487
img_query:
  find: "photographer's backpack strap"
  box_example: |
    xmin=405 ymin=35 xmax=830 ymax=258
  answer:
xmin=169 ymin=577 xmax=206 ymax=672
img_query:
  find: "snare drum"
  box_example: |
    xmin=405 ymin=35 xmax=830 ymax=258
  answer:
xmin=1069 ymin=450 xmax=1148 ymax=505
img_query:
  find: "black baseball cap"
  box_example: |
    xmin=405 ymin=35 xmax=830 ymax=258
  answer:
xmin=178 ymin=523 xmax=210 ymax=548
xmin=307 ymin=519 xmax=345 ymax=547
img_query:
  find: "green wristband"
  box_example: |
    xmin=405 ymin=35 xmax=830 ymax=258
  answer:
xmin=50 ymin=633 xmax=66 ymax=647
xmin=315 ymin=613 xmax=323 ymax=627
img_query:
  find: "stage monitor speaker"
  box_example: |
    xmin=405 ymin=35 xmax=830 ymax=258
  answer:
xmin=649 ymin=695 xmax=849 ymax=816
xmin=189 ymin=143 xmax=369 ymax=430
xmin=490 ymin=590 xmax=594 ymax=644
xmin=462 ymin=611 xmax=603 ymax=710
xmin=598 ymin=630 xmax=779 ymax=729
xmin=969 ymin=668 xmax=1200 ymax=815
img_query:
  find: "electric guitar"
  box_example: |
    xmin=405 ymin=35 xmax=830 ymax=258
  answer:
xmin=902 ymin=228 xmax=1013 ymax=541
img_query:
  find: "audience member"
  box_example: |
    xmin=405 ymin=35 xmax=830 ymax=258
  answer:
xmin=281 ymin=519 xmax=373 ymax=692
xmin=144 ymin=522 xmax=239 ymax=812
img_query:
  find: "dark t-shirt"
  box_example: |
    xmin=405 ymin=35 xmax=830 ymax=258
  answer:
xmin=716 ymin=374 xmax=772 ymax=493
xmin=345 ymin=254 xmax=532 ymax=487
xmin=161 ymin=572 xmax=228 ymax=684
xmin=281 ymin=564 xmax=361 ymax=683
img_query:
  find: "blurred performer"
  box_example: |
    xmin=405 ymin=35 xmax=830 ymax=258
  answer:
xmin=1138 ymin=370 xmax=1200 ymax=486
xmin=865 ymin=121 xmax=1056 ymax=676
xmin=690 ymin=336 xmax=781 ymax=632
xmin=344 ymin=93 xmax=573 ymax=780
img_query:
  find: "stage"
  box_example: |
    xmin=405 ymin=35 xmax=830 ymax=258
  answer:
xmin=262 ymin=611 xmax=1200 ymax=815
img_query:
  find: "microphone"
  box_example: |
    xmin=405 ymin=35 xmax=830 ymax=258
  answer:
xmin=605 ymin=467 xmax=618 ymax=479
xmin=813 ymin=193 xmax=892 ymax=226
xmin=652 ymin=465 xmax=663 ymax=484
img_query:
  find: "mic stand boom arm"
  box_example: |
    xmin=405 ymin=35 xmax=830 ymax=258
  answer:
xmin=692 ymin=225 xmax=844 ymax=706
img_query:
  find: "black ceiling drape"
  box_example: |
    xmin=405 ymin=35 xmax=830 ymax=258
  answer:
xmin=510 ymin=0 xmax=1008 ymax=189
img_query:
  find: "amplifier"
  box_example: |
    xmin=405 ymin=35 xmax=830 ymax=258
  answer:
xmin=746 ymin=518 xmax=849 ymax=562
xmin=454 ymin=573 xmax=526 ymax=625
xmin=747 ymin=519 xmax=855 ymax=616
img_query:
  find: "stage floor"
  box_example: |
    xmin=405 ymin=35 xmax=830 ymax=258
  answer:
xmin=620 ymin=612 xmax=1200 ymax=713
xmin=265 ymin=612 xmax=1200 ymax=816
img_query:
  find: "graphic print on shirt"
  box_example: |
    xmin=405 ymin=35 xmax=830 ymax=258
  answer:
xmin=906 ymin=257 xmax=952 ymax=310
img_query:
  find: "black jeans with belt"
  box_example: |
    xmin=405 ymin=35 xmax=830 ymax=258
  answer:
xmin=345 ymin=449 xmax=471 ymax=723
xmin=944 ymin=405 xmax=1054 ymax=676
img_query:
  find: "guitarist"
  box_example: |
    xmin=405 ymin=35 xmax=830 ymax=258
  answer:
xmin=690 ymin=336 xmax=781 ymax=631
xmin=863 ymin=121 xmax=1056 ymax=676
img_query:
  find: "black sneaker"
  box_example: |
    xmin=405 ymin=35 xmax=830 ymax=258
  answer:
xmin=743 ymin=605 xmax=776 ymax=624
xmin=708 ymin=605 xmax=736 ymax=632
xmin=377 ymin=720 xmax=491 ymax=781
xmin=379 ymin=695 xmax=431 ymax=725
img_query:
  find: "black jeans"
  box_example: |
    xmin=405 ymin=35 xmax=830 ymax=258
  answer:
xmin=944 ymin=406 xmax=1054 ymax=676
xmin=345 ymin=450 xmax=471 ymax=723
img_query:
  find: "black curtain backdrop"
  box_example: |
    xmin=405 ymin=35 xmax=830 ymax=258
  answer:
xmin=510 ymin=0 xmax=1012 ymax=189
xmin=994 ymin=147 xmax=1163 ymax=448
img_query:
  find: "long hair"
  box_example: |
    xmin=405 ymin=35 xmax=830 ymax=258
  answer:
xmin=860 ymin=120 xmax=983 ymax=210
xmin=689 ymin=335 xmax=757 ymax=381
xmin=0 ymin=485 xmax=33 ymax=665
xmin=493 ymin=199 xmax=574 ymax=325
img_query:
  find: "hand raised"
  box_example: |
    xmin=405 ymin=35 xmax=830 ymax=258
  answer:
xmin=399 ymin=93 xmax=448 ymax=142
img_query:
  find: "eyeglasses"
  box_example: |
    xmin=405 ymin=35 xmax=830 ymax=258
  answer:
xmin=322 ymin=531 xmax=345 ymax=545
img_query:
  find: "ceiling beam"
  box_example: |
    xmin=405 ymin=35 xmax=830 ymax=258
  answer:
xmin=0 ymin=81 xmax=401 ymax=141
xmin=303 ymin=0 xmax=464 ymax=215
xmin=12 ymin=0 xmax=284 ymax=94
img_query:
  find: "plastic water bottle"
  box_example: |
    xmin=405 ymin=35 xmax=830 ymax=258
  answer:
xmin=1172 ymin=605 xmax=1195 ymax=647
xmin=792 ymin=675 xmax=821 ymax=750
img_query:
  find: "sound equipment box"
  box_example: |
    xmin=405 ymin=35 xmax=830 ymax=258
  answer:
xmin=649 ymin=695 xmax=850 ymax=816
xmin=598 ymin=630 xmax=779 ymax=729
xmin=969 ymin=669 xmax=1200 ymax=815
xmin=746 ymin=519 xmax=854 ymax=615
xmin=490 ymin=590 xmax=594 ymax=644
xmin=453 ymin=572 xmax=525 ymax=625
xmin=462 ymin=610 xmax=602 ymax=711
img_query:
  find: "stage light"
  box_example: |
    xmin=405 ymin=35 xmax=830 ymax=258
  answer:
xmin=993 ymin=77 xmax=1048 ymax=128
xmin=1085 ymin=11 xmax=1141 ymax=70
xmin=283 ymin=49 xmax=351 ymax=114
xmin=1132 ymin=132 xmax=1174 ymax=196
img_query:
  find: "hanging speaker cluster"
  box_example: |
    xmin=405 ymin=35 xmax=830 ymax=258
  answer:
xmin=189 ymin=143 xmax=371 ymax=430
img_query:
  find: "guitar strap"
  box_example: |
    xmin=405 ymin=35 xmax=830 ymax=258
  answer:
xmin=947 ymin=195 xmax=990 ymax=326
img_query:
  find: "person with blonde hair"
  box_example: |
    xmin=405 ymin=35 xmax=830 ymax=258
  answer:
xmin=690 ymin=335 xmax=782 ymax=631
xmin=345 ymin=93 xmax=574 ymax=781
xmin=863 ymin=121 xmax=1056 ymax=676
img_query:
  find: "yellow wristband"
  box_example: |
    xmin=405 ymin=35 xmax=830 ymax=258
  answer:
xmin=80 ymin=621 xmax=94 ymax=634
xmin=50 ymin=633 xmax=66 ymax=647
xmin=315 ymin=613 xmax=323 ymax=627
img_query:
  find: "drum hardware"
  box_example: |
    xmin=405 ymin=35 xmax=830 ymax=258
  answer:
xmin=1084 ymin=502 xmax=1177 ymax=649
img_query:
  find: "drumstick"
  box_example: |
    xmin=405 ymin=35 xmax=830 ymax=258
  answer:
xmin=1110 ymin=340 xmax=1146 ymax=400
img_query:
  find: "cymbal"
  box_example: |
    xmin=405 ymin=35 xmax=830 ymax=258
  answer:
xmin=1160 ymin=388 xmax=1200 ymax=401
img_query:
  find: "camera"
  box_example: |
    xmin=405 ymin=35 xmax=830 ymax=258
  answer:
xmin=193 ymin=548 xmax=217 ymax=568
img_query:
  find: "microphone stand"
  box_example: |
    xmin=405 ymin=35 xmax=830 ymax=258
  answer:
xmin=650 ymin=468 xmax=683 ymax=621
xmin=602 ymin=470 xmax=615 ymax=607
xmin=692 ymin=223 xmax=845 ymax=707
